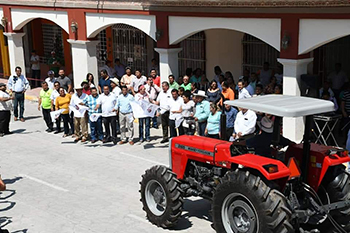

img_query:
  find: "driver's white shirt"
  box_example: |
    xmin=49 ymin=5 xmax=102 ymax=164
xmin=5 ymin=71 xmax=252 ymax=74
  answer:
xmin=234 ymin=109 xmax=257 ymax=136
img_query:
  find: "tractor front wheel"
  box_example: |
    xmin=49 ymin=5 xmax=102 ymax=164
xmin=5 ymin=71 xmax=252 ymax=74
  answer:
xmin=140 ymin=165 xmax=183 ymax=228
xmin=212 ymin=169 xmax=295 ymax=233
xmin=323 ymin=169 xmax=350 ymax=232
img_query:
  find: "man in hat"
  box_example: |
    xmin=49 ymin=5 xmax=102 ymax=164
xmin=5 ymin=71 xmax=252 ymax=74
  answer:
xmin=81 ymin=80 xmax=91 ymax=95
xmin=7 ymin=66 xmax=29 ymax=122
xmin=38 ymin=81 xmax=54 ymax=132
xmin=70 ymin=86 xmax=88 ymax=142
xmin=0 ymin=83 xmax=13 ymax=137
xmin=194 ymin=90 xmax=210 ymax=136
xmin=45 ymin=70 xmax=56 ymax=89
xmin=246 ymin=115 xmax=293 ymax=158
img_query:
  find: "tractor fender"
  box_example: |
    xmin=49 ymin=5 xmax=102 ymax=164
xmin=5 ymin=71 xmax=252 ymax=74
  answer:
xmin=225 ymin=154 xmax=291 ymax=181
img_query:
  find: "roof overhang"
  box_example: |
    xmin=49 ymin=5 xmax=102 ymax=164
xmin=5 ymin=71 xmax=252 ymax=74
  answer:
xmin=225 ymin=95 xmax=335 ymax=118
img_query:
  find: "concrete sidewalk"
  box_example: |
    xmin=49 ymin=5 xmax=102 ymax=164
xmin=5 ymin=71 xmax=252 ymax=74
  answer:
xmin=0 ymin=77 xmax=40 ymax=102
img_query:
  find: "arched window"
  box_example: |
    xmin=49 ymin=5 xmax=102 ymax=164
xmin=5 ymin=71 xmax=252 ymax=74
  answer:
xmin=242 ymin=34 xmax=279 ymax=73
xmin=179 ymin=32 xmax=206 ymax=76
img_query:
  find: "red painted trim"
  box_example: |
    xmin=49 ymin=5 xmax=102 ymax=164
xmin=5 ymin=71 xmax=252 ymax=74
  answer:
xmin=67 ymin=9 xmax=87 ymax=40
xmin=105 ymin=27 xmax=113 ymax=61
xmin=2 ymin=6 xmax=12 ymax=32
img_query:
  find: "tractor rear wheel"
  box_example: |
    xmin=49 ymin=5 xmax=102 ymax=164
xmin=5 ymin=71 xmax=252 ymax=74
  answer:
xmin=212 ymin=169 xmax=294 ymax=233
xmin=140 ymin=165 xmax=183 ymax=228
xmin=323 ymin=169 xmax=350 ymax=232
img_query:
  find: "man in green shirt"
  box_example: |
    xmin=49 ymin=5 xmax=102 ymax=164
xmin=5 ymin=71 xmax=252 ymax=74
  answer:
xmin=47 ymin=51 xmax=62 ymax=76
xmin=180 ymin=75 xmax=191 ymax=91
xmin=168 ymin=74 xmax=179 ymax=90
xmin=38 ymin=81 xmax=54 ymax=132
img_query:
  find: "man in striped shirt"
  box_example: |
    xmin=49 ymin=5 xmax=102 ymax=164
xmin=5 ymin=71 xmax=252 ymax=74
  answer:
xmin=82 ymin=87 xmax=103 ymax=143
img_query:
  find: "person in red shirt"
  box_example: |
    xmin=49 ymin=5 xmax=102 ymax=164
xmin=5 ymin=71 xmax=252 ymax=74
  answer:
xmin=81 ymin=80 xmax=91 ymax=95
xmin=150 ymin=69 xmax=161 ymax=87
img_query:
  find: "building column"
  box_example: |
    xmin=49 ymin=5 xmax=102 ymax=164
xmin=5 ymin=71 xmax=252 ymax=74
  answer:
xmin=4 ymin=32 xmax=26 ymax=76
xmin=154 ymin=48 xmax=182 ymax=83
xmin=277 ymin=57 xmax=314 ymax=143
xmin=68 ymin=40 xmax=99 ymax=87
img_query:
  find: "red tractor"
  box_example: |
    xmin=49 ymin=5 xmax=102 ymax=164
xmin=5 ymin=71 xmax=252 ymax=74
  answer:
xmin=140 ymin=95 xmax=350 ymax=233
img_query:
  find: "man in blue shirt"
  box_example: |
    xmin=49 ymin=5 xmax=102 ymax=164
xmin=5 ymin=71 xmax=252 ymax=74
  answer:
xmin=82 ymin=87 xmax=103 ymax=143
xmin=194 ymin=90 xmax=210 ymax=136
xmin=98 ymin=69 xmax=112 ymax=93
xmin=7 ymin=66 xmax=29 ymax=122
xmin=224 ymin=104 xmax=238 ymax=141
xmin=115 ymin=86 xmax=135 ymax=145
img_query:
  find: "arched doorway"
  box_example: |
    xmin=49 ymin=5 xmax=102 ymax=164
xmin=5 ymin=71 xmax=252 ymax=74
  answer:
xmin=96 ymin=24 xmax=157 ymax=77
xmin=22 ymin=18 xmax=71 ymax=87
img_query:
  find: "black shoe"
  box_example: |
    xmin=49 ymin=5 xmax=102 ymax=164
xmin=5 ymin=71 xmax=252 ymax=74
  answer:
xmin=45 ymin=128 xmax=50 ymax=132
xmin=91 ymin=139 xmax=97 ymax=143
xmin=0 ymin=133 xmax=4 ymax=137
xmin=54 ymin=130 xmax=61 ymax=134
xmin=113 ymin=138 xmax=118 ymax=145
xmin=116 ymin=131 xmax=121 ymax=135
xmin=4 ymin=131 xmax=13 ymax=135
xmin=47 ymin=128 xmax=54 ymax=133
xmin=160 ymin=139 xmax=169 ymax=143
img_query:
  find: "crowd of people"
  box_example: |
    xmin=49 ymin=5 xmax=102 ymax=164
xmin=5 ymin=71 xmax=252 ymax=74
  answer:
xmin=1 ymin=60 xmax=348 ymax=153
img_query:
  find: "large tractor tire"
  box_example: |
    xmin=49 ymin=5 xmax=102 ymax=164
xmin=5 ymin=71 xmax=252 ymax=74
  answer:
xmin=323 ymin=169 xmax=350 ymax=233
xmin=140 ymin=165 xmax=183 ymax=228
xmin=212 ymin=169 xmax=294 ymax=233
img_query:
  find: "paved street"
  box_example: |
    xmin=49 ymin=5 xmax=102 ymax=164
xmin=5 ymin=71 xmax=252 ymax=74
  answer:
xmin=0 ymin=100 xmax=213 ymax=233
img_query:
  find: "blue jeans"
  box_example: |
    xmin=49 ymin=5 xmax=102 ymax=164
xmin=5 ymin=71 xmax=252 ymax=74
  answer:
xmin=90 ymin=117 xmax=103 ymax=141
xmin=139 ymin=117 xmax=151 ymax=140
xmin=198 ymin=121 xmax=207 ymax=136
xmin=13 ymin=92 xmax=25 ymax=118
xmin=152 ymin=116 xmax=158 ymax=128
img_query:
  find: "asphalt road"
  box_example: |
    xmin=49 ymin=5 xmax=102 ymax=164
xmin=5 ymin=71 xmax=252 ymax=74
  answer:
xmin=0 ymin=100 xmax=213 ymax=233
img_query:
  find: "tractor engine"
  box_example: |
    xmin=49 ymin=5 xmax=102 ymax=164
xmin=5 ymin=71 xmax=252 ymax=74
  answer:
xmin=180 ymin=161 xmax=224 ymax=199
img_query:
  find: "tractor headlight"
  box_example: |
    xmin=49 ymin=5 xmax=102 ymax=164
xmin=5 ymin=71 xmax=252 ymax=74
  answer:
xmin=263 ymin=164 xmax=279 ymax=174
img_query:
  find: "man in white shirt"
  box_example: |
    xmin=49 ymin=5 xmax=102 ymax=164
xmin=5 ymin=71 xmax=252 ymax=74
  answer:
xmin=7 ymin=66 xmax=29 ymax=122
xmin=50 ymin=81 xmax=64 ymax=133
xmin=169 ymin=89 xmax=184 ymax=138
xmin=238 ymin=80 xmax=252 ymax=99
xmin=45 ymin=70 xmax=56 ymax=89
xmin=155 ymin=81 xmax=171 ymax=143
xmin=233 ymin=108 xmax=257 ymax=139
xmin=96 ymin=85 xmax=118 ymax=144
xmin=30 ymin=50 xmax=40 ymax=87
xmin=145 ymin=77 xmax=161 ymax=128
xmin=327 ymin=63 xmax=348 ymax=98
xmin=130 ymin=69 xmax=147 ymax=95
xmin=70 ymin=86 xmax=88 ymax=142
xmin=0 ymin=83 xmax=13 ymax=137
xmin=99 ymin=60 xmax=115 ymax=78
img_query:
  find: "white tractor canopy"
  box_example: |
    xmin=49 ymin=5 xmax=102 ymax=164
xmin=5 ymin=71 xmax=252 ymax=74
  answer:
xmin=224 ymin=95 xmax=334 ymax=118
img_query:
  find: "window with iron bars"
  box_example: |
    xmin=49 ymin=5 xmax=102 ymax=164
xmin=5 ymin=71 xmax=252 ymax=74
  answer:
xmin=242 ymin=34 xmax=280 ymax=74
xmin=112 ymin=24 xmax=148 ymax=74
xmin=96 ymin=29 xmax=107 ymax=68
xmin=179 ymin=32 xmax=206 ymax=77
xmin=42 ymin=23 xmax=63 ymax=64
xmin=314 ymin=35 xmax=350 ymax=83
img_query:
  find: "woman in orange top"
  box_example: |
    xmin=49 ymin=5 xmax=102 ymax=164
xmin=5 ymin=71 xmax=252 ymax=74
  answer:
xmin=219 ymin=81 xmax=235 ymax=107
xmin=55 ymin=87 xmax=72 ymax=137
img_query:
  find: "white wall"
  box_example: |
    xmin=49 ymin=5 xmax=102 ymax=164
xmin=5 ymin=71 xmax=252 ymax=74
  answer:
xmin=11 ymin=9 xmax=69 ymax=33
xmin=205 ymin=29 xmax=244 ymax=82
xmin=86 ymin=13 xmax=156 ymax=40
xmin=169 ymin=16 xmax=281 ymax=51
xmin=299 ymin=19 xmax=350 ymax=55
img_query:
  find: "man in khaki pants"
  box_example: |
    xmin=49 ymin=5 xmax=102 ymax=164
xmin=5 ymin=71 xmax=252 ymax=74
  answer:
xmin=70 ymin=86 xmax=88 ymax=142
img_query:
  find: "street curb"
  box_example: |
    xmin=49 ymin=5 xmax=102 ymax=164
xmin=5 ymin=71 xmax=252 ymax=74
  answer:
xmin=26 ymin=94 xmax=38 ymax=102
